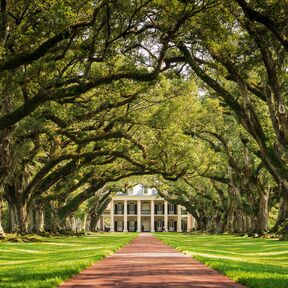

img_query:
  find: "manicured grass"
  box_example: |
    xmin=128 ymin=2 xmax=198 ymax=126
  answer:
xmin=0 ymin=233 xmax=137 ymax=288
xmin=155 ymin=233 xmax=288 ymax=288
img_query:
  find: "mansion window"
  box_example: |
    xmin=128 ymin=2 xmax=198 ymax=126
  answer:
xmin=116 ymin=220 xmax=123 ymax=232
xmin=141 ymin=202 xmax=150 ymax=214
xmin=115 ymin=203 xmax=123 ymax=214
xmin=156 ymin=220 xmax=163 ymax=232
xmin=168 ymin=203 xmax=176 ymax=214
xmin=155 ymin=204 xmax=164 ymax=215
xmin=168 ymin=220 xmax=176 ymax=232
xmin=128 ymin=203 xmax=136 ymax=214
xmin=128 ymin=221 xmax=136 ymax=232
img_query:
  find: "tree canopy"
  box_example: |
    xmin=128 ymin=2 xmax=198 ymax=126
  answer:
xmin=0 ymin=0 xmax=288 ymax=237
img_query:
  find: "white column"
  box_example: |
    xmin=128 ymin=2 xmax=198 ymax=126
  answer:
xmin=187 ymin=213 xmax=193 ymax=232
xmin=99 ymin=216 xmax=104 ymax=231
xmin=191 ymin=215 xmax=196 ymax=229
xmin=110 ymin=200 xmax=114 ymax=232
xmin=137 ymin=200 xmax=141 ymax=232
xmin=123 ymin=200 xmax=128 ymax=232
xmin=150 ymin=200 xmax=155 ymax=232
xmin=164 ymin=201 xmax=168 ymax=232
xmin=177 ymin=205 xmax=182 ymax=232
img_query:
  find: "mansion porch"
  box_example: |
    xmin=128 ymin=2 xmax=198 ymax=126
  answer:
xmin=103 ymin=190 xmax=195 ymax=232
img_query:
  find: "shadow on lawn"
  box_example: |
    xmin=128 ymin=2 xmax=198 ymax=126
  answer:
xmin=0 ymin=234 xmax=136 ymax=288
xmin=0 ymin=260 xmax=97 ymax=288
xmin=196 ymin=257 xmax=288 ymax=288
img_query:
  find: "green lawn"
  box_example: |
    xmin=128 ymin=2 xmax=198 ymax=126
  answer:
xmin=0 ymin=233 xmax=136 ymax=288
xmin=155 ymin=233 xmax=288 ymax=288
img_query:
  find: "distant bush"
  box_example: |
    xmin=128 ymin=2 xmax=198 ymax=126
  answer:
xmin=1 ymin=234 xmax=45 ymax=242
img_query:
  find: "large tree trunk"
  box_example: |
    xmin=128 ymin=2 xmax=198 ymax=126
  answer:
xmin=215 ymin=215 xmax=225 ymax=233
xmin=66 ymin=216 xmax=76 ymax=232
xmin=206 ymin=217 xmax=215 ymax=233
xmin=44 ymin=202 xmax=68 ymax=233
xmin=0 ymin=88 xmax=13 ymax=237
xmin=15 ymin=203 xmax=28 ymax=234
xmin=197 ymin=213 xmax=209 ymax=231
xmin=80 ymin=214 xmax=87 ymax=231
xmin=0 ymin=198 xmax=5 ymax=238
xmin=34 ymin=209 xmax=44 ymax=233
xmin=7 ymin=203 xmax=28 ymax=234
xmin=256 ymin=190 xmax=269 ymax=233
xmin=271 ymin=182 xmax=288 ymax=232
xmin=0 ymin=88 xmax=13 ymax=184
xmin=245 ymin=213 xmax=253 ymax=232
xmin=28 ymin=205 xmax=44 ymax=233
xmin=86 ymin=190 xmax=111 ymax=231
xmin=8 ymin=205 xmax=17 ymax=233
xmin=234 ymin=209 xmax=246 ymax=233
xmin=227 ymin=192 xmax=237 ymax=233
xmin=4 ymin=182 xmax=29 ymax=234
xmin=56 ymin=216 xmax=76 ymax=233
xmin=89 ymin=212 xmax=99 ymax=231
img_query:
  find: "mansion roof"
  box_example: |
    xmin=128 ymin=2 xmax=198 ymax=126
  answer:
xmin=115 ymin=184 xmax=158 ymax=197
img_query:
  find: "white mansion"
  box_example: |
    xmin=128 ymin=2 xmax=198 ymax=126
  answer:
xmin=100 ymin=184 xmax=195 ymax=232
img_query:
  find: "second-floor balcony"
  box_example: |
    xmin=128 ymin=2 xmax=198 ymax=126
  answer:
xmin=141 ymin=209 xmax=151 ymax=215
xmin=128 ymin=209 xmax=137 ymax=215
xmin=114 ymin=210 xmax=124 ymax=215
xmin=168 ymin=210 xmax=177 ymax=215
xmin=155 ymin=210 xmax=164 ymax=215
xmin=112 ymin=203 xmax=188 ymax=216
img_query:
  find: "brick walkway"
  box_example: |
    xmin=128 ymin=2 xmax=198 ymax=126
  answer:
xmin=59 ymin=233 xmax=246 ymax=288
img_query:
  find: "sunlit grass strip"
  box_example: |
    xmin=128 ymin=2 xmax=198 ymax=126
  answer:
xmin=0 ymin=233 xmax=137 ymax=288
xmin=155 ymin=233 xmax=288 ymax=288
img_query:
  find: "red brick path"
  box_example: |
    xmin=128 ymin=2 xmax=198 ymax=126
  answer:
xmin=59 ymin=233 xmax=246 ymax=288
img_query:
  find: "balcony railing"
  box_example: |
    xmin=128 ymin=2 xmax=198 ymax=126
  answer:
xmin=114 ymin=210 xmax=123 ymax=215
xmin=128 ymin=210 xmax=137 ymax=215
xmin=168 ymin=210 xmax=176 ymax=215
xmin=141 ymin=209 xmax=151 ymax=214
xmin=113 ymin=208 xmax=187 ymax=215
